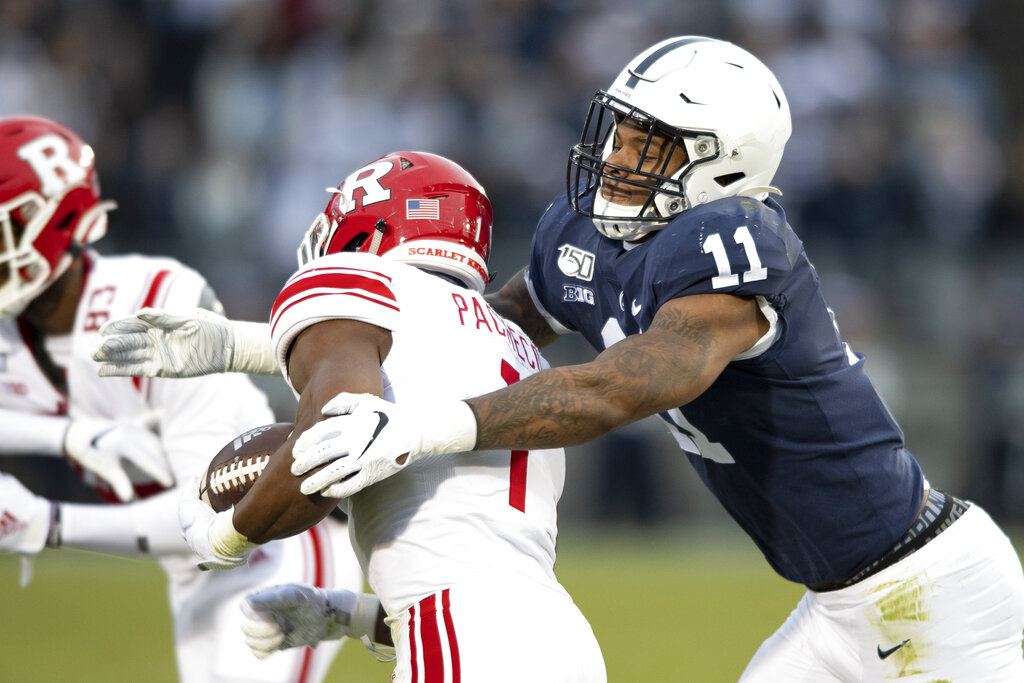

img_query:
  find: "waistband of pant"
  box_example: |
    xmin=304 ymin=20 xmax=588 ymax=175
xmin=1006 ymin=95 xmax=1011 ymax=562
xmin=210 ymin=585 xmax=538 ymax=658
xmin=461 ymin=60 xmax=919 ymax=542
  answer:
xmin=809 ymin=488 xmax=969 ymax=593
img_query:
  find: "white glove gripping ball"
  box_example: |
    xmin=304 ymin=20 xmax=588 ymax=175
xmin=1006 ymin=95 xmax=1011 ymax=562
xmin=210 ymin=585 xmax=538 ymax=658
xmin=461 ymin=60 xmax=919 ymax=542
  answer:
xmin=291 ymin=392 xmax=477 ymax=499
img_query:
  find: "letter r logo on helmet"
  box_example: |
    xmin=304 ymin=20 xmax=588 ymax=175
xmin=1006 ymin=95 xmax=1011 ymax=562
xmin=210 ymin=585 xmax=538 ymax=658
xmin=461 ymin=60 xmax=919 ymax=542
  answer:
xmin=17 ymin=133 xmax=88 ymax=198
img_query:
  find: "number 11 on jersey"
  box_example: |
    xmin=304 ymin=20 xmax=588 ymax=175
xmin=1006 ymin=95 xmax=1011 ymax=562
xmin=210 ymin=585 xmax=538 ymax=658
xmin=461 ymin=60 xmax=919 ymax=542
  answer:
xmin=703 ymin=225 xmax=767 ymax=289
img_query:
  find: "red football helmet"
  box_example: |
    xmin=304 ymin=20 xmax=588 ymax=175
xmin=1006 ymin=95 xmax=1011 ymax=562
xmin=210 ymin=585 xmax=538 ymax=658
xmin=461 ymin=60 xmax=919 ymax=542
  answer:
xmin=297 ymin=151 xmax=492 ymax=292
xmin=0 ymin=116 xmax=114 ymax=318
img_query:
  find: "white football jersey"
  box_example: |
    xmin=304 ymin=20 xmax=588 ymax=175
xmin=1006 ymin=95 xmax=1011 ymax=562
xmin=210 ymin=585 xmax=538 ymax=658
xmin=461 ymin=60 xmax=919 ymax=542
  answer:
xmin=0 ymin=250 xmax=365 ymax=683
xmin=0 ymin=250 xmax=273 ymax=496
xmin=271 ymin=252 xmax=565 ymax=613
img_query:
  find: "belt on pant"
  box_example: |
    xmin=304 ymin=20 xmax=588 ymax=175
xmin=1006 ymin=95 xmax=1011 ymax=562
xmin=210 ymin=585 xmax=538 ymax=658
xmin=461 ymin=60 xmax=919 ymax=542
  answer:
xmin=809 ymin=488 xmax=970 ymax=592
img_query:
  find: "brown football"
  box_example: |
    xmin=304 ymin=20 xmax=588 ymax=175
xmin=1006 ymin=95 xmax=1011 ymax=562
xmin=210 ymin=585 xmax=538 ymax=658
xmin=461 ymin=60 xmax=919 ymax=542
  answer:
xmin=200 ymin=421 xmax=340 ymax=544
xmin=200 ymin=422 xmax=294 ymax=512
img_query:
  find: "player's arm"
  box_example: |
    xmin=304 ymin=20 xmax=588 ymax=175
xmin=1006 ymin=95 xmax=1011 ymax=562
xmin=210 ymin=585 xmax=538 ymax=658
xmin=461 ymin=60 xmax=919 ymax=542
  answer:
xmin=485 ymin=266 xmax=560 ymax=348
xmin=241 ymin=584 xmax=394 ymax=655
xmin=92 ymin=307 xmax=279 ymax=378
xmin=471 ymin=292 xmax=766 ymax=449
xmin=230 ymin=318 xmax=392 ymax=544
xmin=292 ymin=292 xmax=766 ymax=498
xmin=0 ymin=471 xmax=206 ymax=564
xmin=0 ymin=407 xmax=172 ymax=502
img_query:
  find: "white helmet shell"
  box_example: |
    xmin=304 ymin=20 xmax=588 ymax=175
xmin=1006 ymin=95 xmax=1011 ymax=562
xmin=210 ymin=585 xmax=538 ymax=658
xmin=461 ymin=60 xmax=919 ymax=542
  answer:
xmin=569 ymin=36 xmax=792 ymax=241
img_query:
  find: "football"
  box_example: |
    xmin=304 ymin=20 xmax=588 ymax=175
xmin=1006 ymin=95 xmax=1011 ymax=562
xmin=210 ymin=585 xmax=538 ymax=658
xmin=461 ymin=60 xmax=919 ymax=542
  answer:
xmin=199 ymin=421 xmax=341 ymax=544
xmin=200 ymin=422 xmax=293 ymax=512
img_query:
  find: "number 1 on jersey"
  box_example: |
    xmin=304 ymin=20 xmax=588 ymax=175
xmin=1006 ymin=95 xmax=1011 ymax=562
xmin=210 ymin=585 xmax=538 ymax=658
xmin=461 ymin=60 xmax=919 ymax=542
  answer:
xmin=500 ymin=360 xmax=529 ymax=512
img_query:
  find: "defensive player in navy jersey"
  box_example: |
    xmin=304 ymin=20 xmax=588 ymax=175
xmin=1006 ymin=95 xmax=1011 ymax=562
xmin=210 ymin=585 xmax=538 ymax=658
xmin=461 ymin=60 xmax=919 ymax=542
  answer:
xmin=282 ymin=37 xmax=1024 ymax=681
xmin=93 ymin=37 xmax=1024 ymax=680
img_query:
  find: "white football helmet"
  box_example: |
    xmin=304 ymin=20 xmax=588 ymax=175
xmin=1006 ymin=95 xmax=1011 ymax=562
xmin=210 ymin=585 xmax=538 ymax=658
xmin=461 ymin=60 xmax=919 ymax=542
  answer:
xmin=568 ymin=36 xmax=792 ymax=241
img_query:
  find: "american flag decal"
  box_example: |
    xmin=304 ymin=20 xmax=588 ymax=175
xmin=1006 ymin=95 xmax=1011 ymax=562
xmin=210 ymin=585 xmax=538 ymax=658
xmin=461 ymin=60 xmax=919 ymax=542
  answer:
xmin=406 ymin=198 xmax=440 ymax=220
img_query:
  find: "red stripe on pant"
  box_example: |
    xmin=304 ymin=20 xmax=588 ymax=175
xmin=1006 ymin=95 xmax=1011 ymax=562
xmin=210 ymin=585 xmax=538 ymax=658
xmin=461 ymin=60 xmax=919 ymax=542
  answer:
xmin=409 ymin=589 xmax=461 ymax=682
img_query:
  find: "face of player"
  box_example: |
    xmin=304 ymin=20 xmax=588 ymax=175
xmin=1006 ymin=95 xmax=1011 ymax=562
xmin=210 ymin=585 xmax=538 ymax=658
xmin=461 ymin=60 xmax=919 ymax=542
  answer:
xmin=600 ymin=118 xmax=688 ymax=206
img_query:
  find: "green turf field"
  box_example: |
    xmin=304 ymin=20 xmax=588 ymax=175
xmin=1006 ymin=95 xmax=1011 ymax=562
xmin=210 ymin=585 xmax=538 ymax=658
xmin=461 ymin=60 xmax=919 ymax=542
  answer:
xmin=1 ymin=525 xmax=1019 ymax=681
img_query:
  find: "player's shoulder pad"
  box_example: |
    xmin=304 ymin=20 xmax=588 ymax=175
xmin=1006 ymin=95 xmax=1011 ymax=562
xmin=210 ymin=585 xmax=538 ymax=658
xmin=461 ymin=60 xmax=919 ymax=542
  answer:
xmin=532 ymin=193 xmax=576 ymax=238
xmin=646 ymin=196 xmax=797 ymax=299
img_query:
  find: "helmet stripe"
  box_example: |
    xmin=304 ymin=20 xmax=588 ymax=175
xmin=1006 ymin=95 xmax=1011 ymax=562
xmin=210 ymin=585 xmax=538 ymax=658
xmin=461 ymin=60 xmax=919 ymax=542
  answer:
xmin=624 ymin=36 xmax=718 ymax=89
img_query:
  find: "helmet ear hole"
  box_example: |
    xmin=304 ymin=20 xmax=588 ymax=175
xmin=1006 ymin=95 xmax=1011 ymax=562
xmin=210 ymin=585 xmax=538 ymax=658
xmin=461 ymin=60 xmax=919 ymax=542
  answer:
xmin=714 ymin=172 xmax=745 ymax=188
xmin=341 ymin=233 xmax=369 ymax=252
xmin=53 ymin=211 xmax=77 ymax=232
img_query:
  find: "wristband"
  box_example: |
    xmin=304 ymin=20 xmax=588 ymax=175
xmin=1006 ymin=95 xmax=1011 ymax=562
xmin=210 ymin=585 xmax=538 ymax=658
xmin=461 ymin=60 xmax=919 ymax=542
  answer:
xmin=415 ymin=400 xmax=478 ymax=457
xmin=229 ymin=321 xmax=279 ymax=375
xmin=347 ymin=593 xmax=384 ymax=640
xmin=208 ymin=510 xmax=259 ymax=558
xmin=46 ymin=502 xmax=62 ymax=548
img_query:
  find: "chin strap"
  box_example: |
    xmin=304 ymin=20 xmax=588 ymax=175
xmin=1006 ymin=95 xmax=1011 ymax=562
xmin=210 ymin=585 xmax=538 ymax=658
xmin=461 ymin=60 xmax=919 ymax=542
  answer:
xmin=367 ymin=219 xmax=386 ymax=255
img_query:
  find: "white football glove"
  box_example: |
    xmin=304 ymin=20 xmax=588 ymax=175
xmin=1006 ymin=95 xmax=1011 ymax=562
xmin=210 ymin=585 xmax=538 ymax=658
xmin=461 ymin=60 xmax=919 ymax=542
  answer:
xmin=178 ymin=477 xmax=257 ymax=571
xmin=291 ymin=393 xmax=477 ymax=499
xmin=240 ymin=584 xmax=382 ymax=658
xmin=0 ymin=473 xmax=52 ymax=555
xmin=92 ymin=307 xmax=279 ymax=378
xmin=63 ymin=412 xmax=172 ymax=502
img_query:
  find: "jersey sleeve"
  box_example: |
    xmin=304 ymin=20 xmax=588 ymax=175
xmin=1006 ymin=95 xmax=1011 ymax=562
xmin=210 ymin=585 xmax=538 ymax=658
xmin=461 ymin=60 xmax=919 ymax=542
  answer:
xmin=269 ymin=252 xmax=401 ymax=380
xmin=648 ymin=197 xmax=800 ymax=308
xmin=526 ymin=198 xmax=579 ymax=334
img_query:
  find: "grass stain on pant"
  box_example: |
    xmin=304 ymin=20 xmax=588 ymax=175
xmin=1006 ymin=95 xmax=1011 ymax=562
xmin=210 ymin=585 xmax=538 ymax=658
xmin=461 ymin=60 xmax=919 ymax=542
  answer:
xmin=869 ymin=574 xmax=934 ymax=678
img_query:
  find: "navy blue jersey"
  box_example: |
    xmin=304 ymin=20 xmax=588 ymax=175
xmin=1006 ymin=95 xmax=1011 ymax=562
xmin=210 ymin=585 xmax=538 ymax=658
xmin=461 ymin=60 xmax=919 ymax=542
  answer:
xmin=528 ymin=193 xmax=925 ymax=586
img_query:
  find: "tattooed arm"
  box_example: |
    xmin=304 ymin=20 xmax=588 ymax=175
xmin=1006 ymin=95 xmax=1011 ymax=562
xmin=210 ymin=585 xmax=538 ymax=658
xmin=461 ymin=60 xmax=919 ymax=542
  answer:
xmin=290 ymin=292 xmax=767 ymax=499
xmin=468 ymin=293 xmax=767 ymax=450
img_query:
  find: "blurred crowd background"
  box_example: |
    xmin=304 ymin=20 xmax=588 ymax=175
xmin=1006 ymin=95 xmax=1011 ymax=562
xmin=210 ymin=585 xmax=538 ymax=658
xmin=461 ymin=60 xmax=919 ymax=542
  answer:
xmin=4 ymin=0 xmax=1024 ymax=525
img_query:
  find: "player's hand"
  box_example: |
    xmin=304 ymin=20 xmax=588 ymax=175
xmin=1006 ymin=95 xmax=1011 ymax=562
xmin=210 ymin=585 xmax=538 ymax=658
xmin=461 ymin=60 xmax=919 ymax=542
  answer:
xmin=178 ymin=477 xmax=256 ymax=571
xmin=291 ymin=393 xmax=477 ymax=498
xmin=62 ymin=412 xmax=172 ymax=502
xmin=241 ymin=584 xmax=363 ymax=657
xmin=92 ymin=307 xmax=234 ymax=378
xmin=0 ymin=473 xmax=52 ymax=555
xmin=241 ymin=585 xmax=384 ymax=657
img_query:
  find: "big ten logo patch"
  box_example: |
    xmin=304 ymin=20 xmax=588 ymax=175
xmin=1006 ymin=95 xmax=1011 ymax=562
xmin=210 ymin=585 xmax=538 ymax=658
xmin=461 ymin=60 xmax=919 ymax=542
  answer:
xmin=562 ymin=284 xmax=595 ymax=305
xmin=557 ymin=244 xmax=595 ymax=281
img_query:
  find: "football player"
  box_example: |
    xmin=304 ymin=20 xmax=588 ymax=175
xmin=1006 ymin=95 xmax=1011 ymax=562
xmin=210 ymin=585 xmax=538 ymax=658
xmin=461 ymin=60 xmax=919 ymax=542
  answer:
xmin=92 ymin=38 xmax=1024 ymax=679
xmin=0 ymin=116 xmax=363 ymax=683
xmin=175 ymin=152 xmax=606 ymax=681
xmin=288 ymin=37 xmax=1024 ymax=681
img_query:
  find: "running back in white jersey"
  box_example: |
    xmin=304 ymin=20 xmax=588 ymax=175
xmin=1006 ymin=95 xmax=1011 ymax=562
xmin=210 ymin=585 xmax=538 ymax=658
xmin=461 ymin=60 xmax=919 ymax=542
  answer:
xmin=271 ymin=252 xmax=565 ymax=614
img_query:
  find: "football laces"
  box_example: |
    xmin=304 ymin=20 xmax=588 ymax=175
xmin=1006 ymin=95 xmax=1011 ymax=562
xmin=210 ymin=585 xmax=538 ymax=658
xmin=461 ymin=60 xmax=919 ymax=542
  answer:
xmin=209 ymin=455 xmax=271 ymax=495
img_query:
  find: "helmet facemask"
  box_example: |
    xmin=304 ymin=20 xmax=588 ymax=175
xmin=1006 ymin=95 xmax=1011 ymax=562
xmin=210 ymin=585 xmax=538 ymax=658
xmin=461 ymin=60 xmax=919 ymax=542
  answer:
xmin=569 ymin=92 xmax=720 ymax=241
xmin=0 ymin=192 xmax=62 ymax=318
